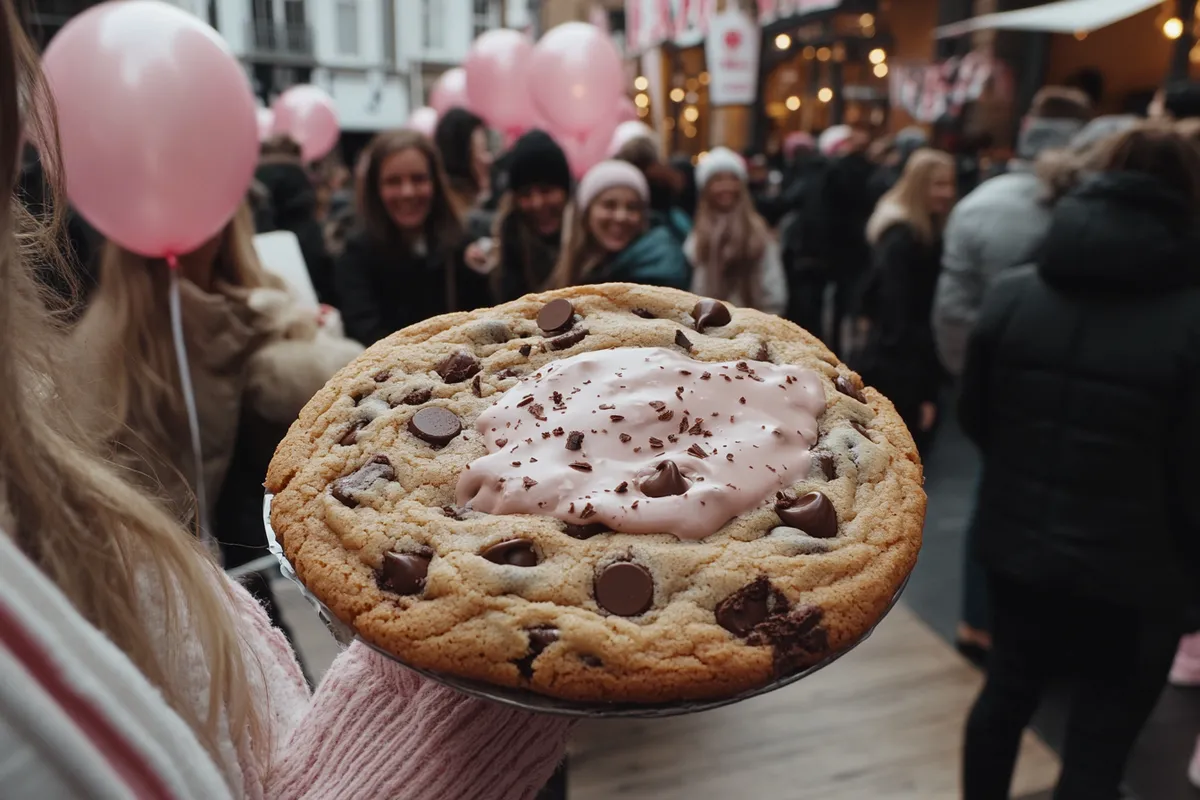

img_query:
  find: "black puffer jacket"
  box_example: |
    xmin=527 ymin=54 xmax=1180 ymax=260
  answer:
xmin=960 ymin=172 xmax=1200 ymax=611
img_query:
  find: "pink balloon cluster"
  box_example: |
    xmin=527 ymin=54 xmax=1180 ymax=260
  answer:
xmin=271 ymin=85 xmax=340 ymax=163
xmin=459 ymin=23 xmax=636 ymax=178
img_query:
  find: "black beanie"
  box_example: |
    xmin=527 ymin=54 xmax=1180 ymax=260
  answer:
xmin=506 ymin=130 xmax=571 ymax=194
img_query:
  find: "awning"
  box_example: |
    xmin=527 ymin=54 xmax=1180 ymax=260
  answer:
xmin=935 ymin=0 xmax=1160 ymax=38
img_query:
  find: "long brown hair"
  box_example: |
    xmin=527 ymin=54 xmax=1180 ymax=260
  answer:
xmin=547 ymin=196 xmax=648 ymax=289
xmin=0 ymin=0 xmax=262 ymax=777
xmin=357 ymin=129 xmax=463 ymax=255
xmin=693 ymin=178 xmax=770 ymax=307
xmin=1092 ymin=121 xmax=1200 ymax=205
xmin=490 ymin=192 xmax=559 ymax=298
xmin=866 ymin=148 xmax=955 ymax=245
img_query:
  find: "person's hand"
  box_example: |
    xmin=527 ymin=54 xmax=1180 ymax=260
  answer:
xmin=919 ymin=401 xmax=938 ymax=432
xmin=464 ymin=240 xmax=495 ymax=275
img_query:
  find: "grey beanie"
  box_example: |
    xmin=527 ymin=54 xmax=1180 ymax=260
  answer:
xmin=1017 ymin=117 xmax=1086 ymax=160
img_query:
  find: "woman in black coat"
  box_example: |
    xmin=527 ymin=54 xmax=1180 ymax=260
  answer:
xmin=335 ymin=129 xmax=491 ymax=346
xmin=960 ymin=124 xmax=1200 ymax=800
xmin=855 ymin=148 xmax=957 ymax=454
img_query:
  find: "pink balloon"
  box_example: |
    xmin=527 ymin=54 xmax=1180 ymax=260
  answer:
xmin=608 ymin=121 xmax=655 ymax=157
xmin=42 ymin=1 xmax=258 ymax=258
xmin=616 ymin=96 xmax=639 ymax=124
xmin=256 ymin=107 xmax=275 ymax=141
xmin=465 ymin=30 xmax=535 ymax=136
xmin=528 ymin=23 xmax=624 ymax=137
xmin=556 ymin=121 xmax=618 ymax=179
xmin=430 ymin=68 xmax=470 ymax=117
xmin=272 ymin=85 xmax=340 ymax=163
xmin=406 ymin=106 xmax=439 ymax=138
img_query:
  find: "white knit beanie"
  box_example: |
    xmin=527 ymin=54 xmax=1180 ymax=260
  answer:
xmin=576 ymin=160 xmax=650 ymax=210
xmin=695 ymin=147 xmax=747 ymax=190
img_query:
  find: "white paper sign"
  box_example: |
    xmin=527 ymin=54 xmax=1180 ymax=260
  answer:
xmin=705 ymin=9 xmax=761 ymax=107
xmin=253 ymin=230 xmax=320 ymax=311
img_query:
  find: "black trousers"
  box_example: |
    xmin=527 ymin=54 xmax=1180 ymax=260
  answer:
xmin=963 ymin=572 xmax=1181 ymax=800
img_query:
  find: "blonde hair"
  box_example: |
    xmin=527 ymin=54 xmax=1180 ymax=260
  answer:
xmin=547 ymin=195 xmax=648 ymax=289
xmin=0 ymin=0 xmax=263 ymax=778
xmin=693 ymin=177 xmax=770 ymax=307
xmin=866 ymin=148 xmax=956 ymax=245
xmin=86 ymin=202 xmax=279 ymax=496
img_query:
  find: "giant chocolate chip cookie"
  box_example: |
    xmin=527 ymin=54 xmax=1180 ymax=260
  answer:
xmin=267 ymin=284 xmax=924 ymax=703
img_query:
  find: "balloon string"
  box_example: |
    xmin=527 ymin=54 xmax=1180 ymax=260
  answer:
xmin=166 ymin=255 xmax=214 ymax=553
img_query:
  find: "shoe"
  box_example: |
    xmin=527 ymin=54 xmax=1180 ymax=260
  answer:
xmin=1170 ymin=633 xmax=1200 ymax=687
xmin=1189 ymin=737 xmax=1200 ymax=789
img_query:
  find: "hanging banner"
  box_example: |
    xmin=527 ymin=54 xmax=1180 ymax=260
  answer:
xmin=705 ymin=8 xmax=760 ymax=106
xmin=626 ymin=0 xmax=716 ymax=54
xmin=758 ymin=0 xmax=841 ymax=25
xmin=890 ymin=51 xmax=1012 ymax=123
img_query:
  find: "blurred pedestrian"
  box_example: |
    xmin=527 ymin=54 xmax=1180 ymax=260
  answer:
xmin=867 ymin=126 xmax=929 ymax=207
xmin=856 ymin=149 xmax=956 ymax=454
xmin=1149 ymin=79 xmax=1200 ymax=120
xmin=335 ymin=129 xmax=491 ymax=346
xmin=549 ymin=159 xmax=690 ymax=289
xmin=960 ymin=123 xmax=1200 ymax=800
xmin=0 ymin=6 xmax=572 ymax=797
xmin=776 ymin=132 xmax=831 ymax=336
xmin=255 ymin=135 xmax=337 ymax=305
xmin=686 ymin=147 xmax=786 ymax=314
xmin=491 ymin=130 xmax=572 ymax=301
xmin=435 ymin=107 xmax=494 ymax=215
xmin=613 ymin=135 xmax=694 ymax=234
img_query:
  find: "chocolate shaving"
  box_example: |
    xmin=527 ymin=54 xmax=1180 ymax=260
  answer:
xmin=667 ymin=434 xmax=678 ymax=443
xmin=552 ymin=427 xmax=565 ymax=436
xmin=649 ymin=400 xmax=667 ymax=412
xmin=675 ymin=386 xmax=684 ymax=399
xmin=523 ymin=477 xmax=538 ymax=489
xmin=599 ymin=404 xmax=615 ymax=410
xmin=649 ymin=437 xmax=664 ymax=449
xmin=701 ymin=372 xmax=711 ymax=380
xmin=688 ymin=418 xmax=705 ymax=435
xmin=517 ymin=395 xmax=535 ymax=407
xmin=528 ymin=403 xmax=546 ymax=421
xmin=658 ymin=410 xmax=674 ymax=422
xmin=739 ymin=397 xmax=746 ymax=404
xmin=619 ymin=433 xmax=632 ymax=443
xmin=610 ymin=415 xmax=625 ymax=422
xmin=566 ymin=431 xmax=585 ymax=451
xmin=726 ymin=454 xmax=735 ymax=462
xmin=687 ymin=443 xmax=709 ymax=459
xmin=552 ymin=391 xmax=563 ymax=404
xmin=615 ymin=481 xmax=629 ymax=493
xmin=580 ymin=503 xmax=596 ymax=519
xmin=674 ymin=330 xmax=694 ymax=351
xmin=569 ymin=461 xmax=593 ymax=472
xmin=736 ymin=361 xmax=750 ymax=373
xmin=679 ymin=416 xmax=689 ymax=434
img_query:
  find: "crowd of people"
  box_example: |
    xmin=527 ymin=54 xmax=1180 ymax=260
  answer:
xmin=3 ymin=0 xmax=1200 ymax=792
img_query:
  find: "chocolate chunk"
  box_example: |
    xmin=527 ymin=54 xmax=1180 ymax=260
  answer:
xmin=692 ymin=299 xmax=732 ymax=332
xmin=518 ymin=344 xmax=533 ymax=357
xmin=815 ymin=452 xmax=837 ymax=481
xmin=580 ymin=654 xmax=603 ymax=667
xmin=331 ymin=455 xmax=395 ymax=507
xmin=834 ymin=375 xmax=867 ymax=403
xmin=408 ymin=407 xmax=463 ymax=447
xmin=632 ymin=307 xmax=656 ymax=319
xmin=715 ymin=576 xmax=790 ymax=637
xmin=442 ymin=506 xmax=465 ymax=520
xmin=436 ymin=350 xmax=482 ymax=384
xmin=514 ymin=626 xmax=559 ymax=679
xmin=594 ymin=562 xmax=654 ymax=616
xmin=562 ymin=522 xmax=610 ymax=539
xmin=747 ymin=605 xmax=828 ymax=676
xmin=537 ymin=298 xmax=575 ymax=333
xmin=674 ymin=330 xmax=694 ymax=351
xmin=372 ymin=370 xmax=391 ymax=382
xmin=640 ymin=460 xmax=690 ymax=497
xmin=378 ymin=550 xmax=432 ymax=595
xmin=339 ymin=419 xmax=368 ymax=446
xmin=547 ymin=328 xmax=588 ymax=351
xmin=496 ymin=367 xmax=522 ymax=379
xmin=775 ymin=491 xmax=838 ymax=539
xmin=566 ymin=431 xmax=584 ymax=451
xmin=755 ymin=342 xmax=771 ymax=362
xmin=471 ymin=375 xmax=482 ymax=397
xmin=401 ymin=387 xmax=432 ymax=406
xmin=481 ymin=539 xmax=539 ymax=567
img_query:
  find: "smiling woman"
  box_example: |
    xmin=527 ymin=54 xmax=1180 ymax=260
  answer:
xmin=334 ymin=129 xmax=492 ymax=345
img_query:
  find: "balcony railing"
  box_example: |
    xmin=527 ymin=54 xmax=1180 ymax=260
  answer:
xmin=245 ymin=20 xmax=315 ymax=61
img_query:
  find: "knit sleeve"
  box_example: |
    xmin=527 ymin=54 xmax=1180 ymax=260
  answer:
xmin=265 ymin=642 xmax=572 ymax=800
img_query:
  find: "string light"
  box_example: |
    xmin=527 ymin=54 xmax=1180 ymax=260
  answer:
xmin=874 ymin=63 xmax=889 ymax=78
xmin=1164 ymin=16 xmax=1184 ymax=39
xmin=669 ymin=87 xmax=685 ymax=102
xmin=816 ymin=47 xmax=831 ymax=61
xmin=818 ymin=87 xmax=834 ymax=103
xmin=635 ymin=93 xmax=650 ymax=108
xmin=775 ymin=33 xmax=792 ymax=50
xmin=683 ymin=106 xmax=699 ymax=122
xmin=869 ymin=48 xmax=887 ymax=65
xmin=786 ymin=95 xmax=801 ymax=111
xmin=634 ymin=76 xmax=649 ymax=91
xmin=859 ymin=13 xmax=875 ymax=27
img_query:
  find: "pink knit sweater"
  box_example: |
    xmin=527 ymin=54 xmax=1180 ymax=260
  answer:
xmin=220 ymin=582 xmax=573 ymax=799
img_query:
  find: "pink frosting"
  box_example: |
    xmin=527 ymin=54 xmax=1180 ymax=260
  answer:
xmin=455 ymin=347 xmax=827 ymax=540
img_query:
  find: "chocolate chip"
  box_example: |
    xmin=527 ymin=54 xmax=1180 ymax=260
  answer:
xmin=775 ymin=491 xmax=838 ymax=539
xmin=632 ymin=307 xmax=656 ymax=319
xmin=401 ymin=387 xmax=432 ymax=406
xmin=815 ymin=452 xmax=836 ymax=481
xmin=747 ymin=605 xmax=828 ymax=676
xmin=692 ymin=299 xmax=732 ymax=332
xmin=715 ymin=576 xmax=790 ymax=637
xmin=547 ymin=328 xmax=588 ymax=351
xmin=372 ymin=370 xmax=391 ymax=382
xmin=594 ymin=562 xmax=654 ymax=616
xmin=378 ymin=550 xmax=432 ymax=595
xmin=834 ymin=375 xmax=867 ymax=403
xmin=518 ymin=344 xmax=533 ymax=357
xmin=471 ymin=375 xmax=482 ymax=397
xmin=481 ymin=540 xmax=539 ymax=567
xmin=514 ymin=626 xmax=559 ymax=679
xmin=674 ymin=329 xmax=694 ymax=351
xmin=331 ymin=455 xmax=395 ymax=507
xmin=563 ymin=522 xmax=610 ymax=539
xmin=537 ymin=298 xmax=575 ymax=333
xmin=580 ymin=654 xmax=603 ymax=667
xmin=408 ymin=407 xmax=463 ymax=447
xmin=566 ymin=431 xmax=584 ymax=451
xmin=640 ymin=460 xmax=689 ymax=497
xmin=436 ymin=350 xmax=482 ymax=384
xmin=339 ymin=419 xmax=368 ymax=446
